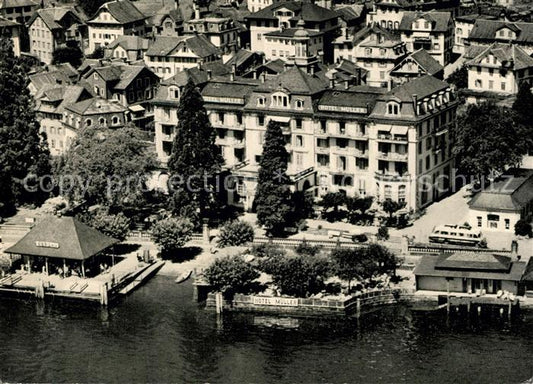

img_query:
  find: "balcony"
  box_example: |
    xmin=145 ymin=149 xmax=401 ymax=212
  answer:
xmin=377 ymin=134 xmax=408 ymax=143
xmin=377 ymin=152 xmax=408 ymax=162
xmin=353 ymin=131 xmax=368 ymax=139
xmin=316 ymin=146 xmax=330 ymax=154
xmin=331 ymin=146 xmax=349 ymax=154
xmin=374 ymin=171 xmax=411 ymax=182
xmin=314 ymin=127 xmax=329 ymax=136
xmin=354 ymin=149 xmax=368 ymax=157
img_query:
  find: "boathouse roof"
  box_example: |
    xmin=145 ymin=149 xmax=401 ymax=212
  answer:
xmin=5 ymin=216 xmax=119 ymax=261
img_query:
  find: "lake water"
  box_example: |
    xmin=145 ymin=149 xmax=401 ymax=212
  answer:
xmin=1 ymin=275 xmax=532 ymax=383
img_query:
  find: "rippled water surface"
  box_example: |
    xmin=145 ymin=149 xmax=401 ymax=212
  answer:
xmin=1 ymin=276 xmax=532 ymax=383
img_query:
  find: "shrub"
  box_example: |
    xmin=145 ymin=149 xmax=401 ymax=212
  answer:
xmin=151 ymin=217 xmax=194 ymax=256
xmin=249 ymin=243 xmax=286 ymax=258
xmin=515 ymin=219 xmax=532 ymax=237
xmin=351 ymin=234 xmax=368 ymax=243
xmin=217 ymin=220 xmax=255 ymax=247
xmin=204 ymin=255 xmax=260 ymax=298
xmin=77 ymin=208 xmax=131 ymax=241
xmin=295 ymin=239 xmax=322 ymax=256
xmin=377 ymin=225 xmax=389 ymax=241
xmin=478 ymin=238 xmax=488 ymax=248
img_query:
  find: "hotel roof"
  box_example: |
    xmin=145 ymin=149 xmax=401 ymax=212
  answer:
xmin=5 ymin=216 xmax=119 ymax=261
xmin=256 ymin=66 xmax=327 ymax=95
xmin=386 ymin=74 xmax=449 ymax=101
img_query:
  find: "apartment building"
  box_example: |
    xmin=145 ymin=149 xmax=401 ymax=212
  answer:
xmin=333 ymin=25 xmax=407 ymax=87
xmin=246 ymin=1 xmax=340 ymax=63
xmin=453 ymin=14 xmax=491 ymax=55
xmin=399 ymin=11 xmax=454 ymax=66
xmin=183 ymin=15 xmax=240 ymax=54
xmin=87 ymin=0 xmax=148 ymax=54
xmin=465 ymin=43 xmax=533 ymax=98
xmin=28 ymin=7 xmax=84 ymax=65
xmin=0 ymin=0 xmax=38 ymax=24
xmin=144 ymin=35 xmax=221 ymax=79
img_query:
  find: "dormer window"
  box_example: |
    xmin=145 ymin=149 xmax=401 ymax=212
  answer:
xmin=169 ymin=86 xmax=180 ymax=99
xmin=295 ymin=99 xmax=304 ymax=109
xmin=258 ymin=97 xmax=266 ymax=106
xmin=387 ymin=102 xmax=400 ymax=115
xmin=272 ymin=92 xmax=289 ymax=108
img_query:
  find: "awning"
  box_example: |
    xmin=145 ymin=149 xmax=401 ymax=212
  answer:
xmin=377 ymin=126 xmax=392 ymax=132
xmin=129 ymin=105 xmax=145 ymax=112
xmin=436 ymin=129 xmax=448 ymax=136
xmin=269 ymin=115 xmax=291 ymax=123
xmin=391 ymin=126 xmax=408 ymax=135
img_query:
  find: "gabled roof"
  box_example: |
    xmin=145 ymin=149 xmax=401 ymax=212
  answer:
xmin=337 ymin=24 xmax=400 ymax=46
xmin=30 ymin=70 xmax=73 ymax=92
xmin=468 ymin=19 xmax=533 ymax=44
xmin=91 ymin=65 xmax=123 ymax=82
xmin=106 ymin=35 xmax=150 ymax=51
xmin=91 ymin=0 xmax=147 ymax=24
xmin=391 ymin=49 xmax=443 ymax=75
xmin=145 ymin=35 xmax=220 ymax=58
xmin=0 ymin=0 xmax=37 ymax=9
xmin=469 ymin=169 xmax=533 ymax=212
xmin=399 ymin=11 xmax=452 ymax=33
xmin=114 ymin=65 xmax=153 ymax=89
xmin=466 ymin=43 xmax=533 ymax=71
xmin=246 ymin=1 xmax=339 ymax=22
xmin=65 ymin=97 xmax=128 ymax=115
xmin=0 ymin=15 xmax=18 ymax=27
xmin=256 ymin=67 xmax=327 ymax=95
xmin=435 ymin=252 xmax=512 ymax=272
xmin=335 ymin=4 xmax=364 ymax=21
xmin=5 ymin=216 xmax=119 ymax=261
xmin=28 ymin=7 xmax=82 ymax=30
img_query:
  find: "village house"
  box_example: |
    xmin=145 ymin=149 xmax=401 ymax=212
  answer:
xmin=183 ymin=14 xmax=240 ymax=54
xmin=28 ymin=7 xmax=84 ymax=65
xmin=398 ymin=11 xmax=454 ymax=66
xmin=390 ymin=49 xmax=444 ymax=86
xmin=81 ymin=64 xmax=160 ymax=128
xmin=465 ymin=43 xmax=533 ymax=100
xmin=468 ymin=168 xmax=533 ymax=233
xmin=466 ymin=19 xmax=533 ymax=55
xmin=151 ymin=8 xmax=183 ymax=37
xmin=0 ymin=15 xmax=20 ymax=55
xmin=87 ymin=0 xmax=148 ymax=54
xmin=333 ymin=25 xmax=407 ymax=87
xmin=453 ymin=14 xmax=495 ymax=55
xmin=103 ymin=35 xmax=150 ymax=63
xmin=144 ymin=35 xmax=221 ymax=79
xmin=246 ymin=1 xmax=340 ymax=63
xmin=62 ymin=97 xmax=130 ymax=132
xmin=0 ymin=0 xmax=38 ymax=24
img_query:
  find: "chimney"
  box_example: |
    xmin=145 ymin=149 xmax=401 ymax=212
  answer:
xmin=207 ymin=69 xmax=212 ymax=80
xmin=511 ymin=240 xmax=518 ymax=259
xmin=261 ymin=72 xmax=266 ymax=83
xmin=175 ymin=0 xmax=179 ymax=10
xmin=387 ymin=78 xmax=392 ymax=92
xmin=252 ymin=70 xmax=257 ymax=79
xmin=344 ymin=80 xmax=349 ymax=90
xmin=230 ymin=71 xmax=235 ymax=81
xmin=412 ymin=94 xmax=418 ymax=115
xmin=329 ymin=76 xmax=335 ymax=88
xmin=194 ymin=5 xmax=201 ymax=20
xmin=309 ymin=65 xmax=315 ymax=75
xmin=198 ymin=61 xmax=202 ymax=70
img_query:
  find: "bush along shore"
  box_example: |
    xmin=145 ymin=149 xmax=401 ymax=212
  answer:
xmin=198 ymin=242 xmax=437 ymax=317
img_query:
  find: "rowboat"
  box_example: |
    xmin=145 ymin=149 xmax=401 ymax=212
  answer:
xmin=175 ymin=270 xmax=192 ymax=284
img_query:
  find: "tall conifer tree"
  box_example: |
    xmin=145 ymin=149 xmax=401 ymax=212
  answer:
xmin=168 ymin=80 xmax=223 ymax=222
xmin=0 ymin=36 xmax=50 ymax=215
xmin=254 ymin=120 xmax=292 ymax=236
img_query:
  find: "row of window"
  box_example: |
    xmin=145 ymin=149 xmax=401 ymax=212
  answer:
xmin=477 ymin=215 xmax=511 ymax=229
xmin=473 ymin=79 xmax=508 ymax=91
xmin=30 ymin=28 xmax=51 ymax=38
xmin=3 ymin=6 xmax=32 ymax=14
xmin=32 ymin=40 xmax=51 ymax=50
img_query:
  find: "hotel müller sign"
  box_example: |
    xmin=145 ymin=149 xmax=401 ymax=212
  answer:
xmin=35 ymin=241 xmax=60 ymax=249
xmin=252 ymin=296 xmax=299 ymax=307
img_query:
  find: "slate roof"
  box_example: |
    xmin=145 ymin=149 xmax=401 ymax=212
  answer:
xmin=92 ymin=0 xmax=147 ymax=24
xmin=336 ymin=24 xmax=400 ymax=46
xmin=318 ymin=88 xmax=383 ymax=113
xmin=469 ymin=169 xmax=533 ymax=212
xmin=202 ymin=80 xmax=257 ymax=100
xmin=468 ymin=19 xmax=533 ymax=44
xmin=0 ymin=15 xmax=18 ymax=27
xmin=28 ymin=7 xmax=81 ymax=30
xmin=256 ymin=66 xmax=327 ymax=95
xmin=246 ymin=1 xmax=339 ymax=22
xmin=106 ymin=35 xmax=150 ymax=51
xmin=435 ymin=252 xmax=512 ymax=271
xmin=387 ymin=74 xmax=449 ymax=101
xmin=65 ymin=97 xmax=128 ymax=115
xmin=414 ymin=254 xmax=527 ymax=281
xmin=264 ymin=27 xmax=322 ymax=38
xmin=466 ymin=43 xmax=533 ymax=71
xmin=5 ymin=216 xmax=119 ymax=261
xmin=0 ymin=0 xmax=37 ymax=9
xmin=145 ymin=35 xmax=220 ymax=58
xmin=399 ymin=11 xmax=452 ymax=32
xmin=114 ymin=65 xmax=147 ymax=89
xmin=391 ymin=49 xmax=443 ymax=75
xmin=30 ymin=70 xmax=73 ymax=91
xmin=335 ymin=4 xmax=364 ymax=22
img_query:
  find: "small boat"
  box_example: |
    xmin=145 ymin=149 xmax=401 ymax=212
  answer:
xmin=175 ymin=270 xmax=192 ymax=284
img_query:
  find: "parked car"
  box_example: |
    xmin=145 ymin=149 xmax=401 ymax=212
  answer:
xmin=429 ymin=224 xmax=482 ymax=246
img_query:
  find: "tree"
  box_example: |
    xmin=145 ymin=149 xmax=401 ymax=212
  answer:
xmin=515 ymin=219 xmax=532 ymax=237
xmin=346 ymin=196 xmax=374 ymax=224
xmin=77 ymin=207 xmax=131 ymax=241
xmin=204 ymin=255 xmax=260 ymax=298
xmin=513 ymin=81 xmax=533 ymax=124
xmin=287 ymin=190 xmax=315 ymax=226
xmin=295 ymin=239 xmax=322 ymax=257
xmin=57 ymin=124 xmax=158 ymax=210
xmin=217 ymin=220 xmax=255 ymax=247
xmin=168 ymin=80 xmax=223 ymax=224
xmin=254 ymin=120 xmax=292 ymax=236
xmin=319 ymin=192 xmax=347 ymax=222
xmin=331 ymin=248 xmax=365 ymax=290
xmin=452 ymin=102 xmax=527 ymax=180
xmin=151 ymin=217 xmax=194 ymax=256
xmin=87 ymin=46 xmax=104 ymax=59
xmin=382 ymin=199 xmax=406 ymax=220
xmin=265 ymin=254 xmax=331 ymax=297
xmin=377 ymin=225 xmax=389 ymax=241
xmin=52 ymin=45 xmax=83 ymax=68
xmin=446 ymin=65 xmax=468 ymax=89
xmin=77 ymin=0 xmax=107 ymax=19
xmin=0 ymin=37 xmax=51 ymax=216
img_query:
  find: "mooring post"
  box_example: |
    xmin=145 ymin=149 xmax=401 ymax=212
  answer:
xmin=202 ymin=219 xmax=210 ymax=244
xmin=215 ymin=292 xmax=223 ymax=314
xmin=356 ymin=297 xmax=361 ymax=319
